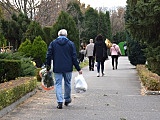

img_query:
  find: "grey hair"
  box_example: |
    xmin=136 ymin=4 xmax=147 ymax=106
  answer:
xmin=58 ymin=29 xmax=67 ymax=36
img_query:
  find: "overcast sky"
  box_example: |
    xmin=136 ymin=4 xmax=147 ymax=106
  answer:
xmin=80 ymin=0 xmax=127 ymax=9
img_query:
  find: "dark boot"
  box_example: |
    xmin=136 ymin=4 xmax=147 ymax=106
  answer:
xmin=57 ymin=102 xmax=63 ymax=109
xmin=64 ymin=99 xmax=72 ymax=106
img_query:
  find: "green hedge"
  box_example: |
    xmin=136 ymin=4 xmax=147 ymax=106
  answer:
xmin=0 ymin=78 xmax=37 ymax=111
xmin=0 ymin=59 xmax=21 ymax=82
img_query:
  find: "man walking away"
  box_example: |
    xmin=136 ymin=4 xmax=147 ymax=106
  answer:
xmin=46 ymin=29 xmax=82 ymax=109
xmin=86 ymin=39 xmax=94 ymax=71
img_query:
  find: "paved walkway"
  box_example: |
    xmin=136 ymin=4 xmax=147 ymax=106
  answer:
xmin=1 ymin=57 xmax=160 ymax=120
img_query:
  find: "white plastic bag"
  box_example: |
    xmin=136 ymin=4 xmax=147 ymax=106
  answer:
xmin=74 ymin=74 xmax=87 ymax=93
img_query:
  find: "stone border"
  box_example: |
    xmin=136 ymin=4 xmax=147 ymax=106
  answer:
xmin=140 ymin=82 xmax=160 ymax=95
xmin=0 ymin=89 xmax=37 ymax=118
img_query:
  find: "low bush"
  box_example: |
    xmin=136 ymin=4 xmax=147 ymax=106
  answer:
xmin=0 ymin=77 xmax=37 ymax=111
xmin=0 ymin=52 xmax=36 ymax=79
xmin=0 ymin=59 xmax=21 ymax=82
xmin=137 ymin=65 xmax=160 ymax=91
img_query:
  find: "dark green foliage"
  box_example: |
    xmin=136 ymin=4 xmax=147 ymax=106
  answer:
xmin=19 ymin=58 xmax=36 ymax=77
xmin=83 ymin=8 xmax=98 ymax=41
xmin=1 ymin=13 xmax=31 ymax=49
xmin=67 ymin=1 xmax=84 ymax=45
xmin=0 ymin=20 xmax=7 ymax=47
xmin=31 ymin=36 xmax=47 ymax=67
xmin=105 ymin=11 xmax=112 ymax=40
xmin=98 ymin=11 xmax=108 ymax=38
xmin=126 ymin=0 xmax=160 ymax=74
xmin=97 ymin=11 xmax=112 ymax=41
xmin=0 ymin=52 xmax=36 ymax=78
xmin=24 ymin=21 xmax=45 ymax=43
xmin=145 ymin=46 xmax=160 ymax=75
xmin=0 ymin=59 xmax=21 ymax=82
xmin=43 ymin=26 xmax=52 ymax=46
xmin=51 ymin=11 xmax=79 ymax=53
xmin=113 ymin=31 xmax=127 ymax=44
xmin=0 ymin=33 xmax=6 ymax=47
xmin=18 ymin=39 xmax=32 ymax=57
xmin=126 ymin=33 xmax=146 ymax=66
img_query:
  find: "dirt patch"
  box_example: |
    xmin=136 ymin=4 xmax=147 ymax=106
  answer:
xmin=0 ymin=77 xmax=35 ymax=91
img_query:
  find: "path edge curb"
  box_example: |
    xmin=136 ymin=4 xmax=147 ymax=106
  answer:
xmin=0 ymin=89 xmax=37 ymax=118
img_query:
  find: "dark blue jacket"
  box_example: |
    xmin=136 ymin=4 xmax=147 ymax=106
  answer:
xmin=46 ymin=36 xmax=81 ymax=73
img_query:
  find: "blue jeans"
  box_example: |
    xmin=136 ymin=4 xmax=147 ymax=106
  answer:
xmin=97 ymin=61 xmax=104 ymax=73
xmin=54 ymin=72 xmax=72 ymax=103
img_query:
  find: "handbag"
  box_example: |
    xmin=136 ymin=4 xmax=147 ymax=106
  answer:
xmin=114 ymin=46 xmax=121 ymax=57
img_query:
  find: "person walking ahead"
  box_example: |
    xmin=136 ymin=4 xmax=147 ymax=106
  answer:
xmin=46 ymin=29 xmax=82 ymax=109
xmin=86 ymin=39 xmax=94 ymax=71
xmin=93 ymin=34 xmax=108 ymax=77
xmin=110 ymin=41 xmax=121 ymax=70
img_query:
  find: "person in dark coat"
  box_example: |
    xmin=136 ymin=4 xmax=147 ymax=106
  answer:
xmin=93 ymin=34 xmax=108 ymax=77
xmin=46 ymin=29 xmax=82 ymax=109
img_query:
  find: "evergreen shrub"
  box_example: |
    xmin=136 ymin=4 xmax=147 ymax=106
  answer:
xmin=0 ymin=59 xmax=21 ymax=82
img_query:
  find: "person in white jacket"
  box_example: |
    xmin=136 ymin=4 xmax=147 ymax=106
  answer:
xmin=85 ymin=39 xmax=95 ymax=71
xmin=110 ymin=41 xmax=122 ymax=70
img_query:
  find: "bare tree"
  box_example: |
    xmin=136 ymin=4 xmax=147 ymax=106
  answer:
xmin=0 ymin=0 xmax=40 ymax=19
xmin=110 ymin=7 xmax=125 ymax=36
xmin=35 ymin=0 xmax=72 ymax=26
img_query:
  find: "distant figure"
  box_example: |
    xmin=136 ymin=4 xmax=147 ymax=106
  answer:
xmin=46 ymin=29 xmax=82 ymax=109
xmin=78 ymin=46 xmax=86 ymax=63
xmin=86 ymin=39 xmax=95 ymax=71
xmin=123 ymin=42 xmax=127 ymax=56
xmin=93 ymin=34 xmax=108 ymax=77
xmin=110 ymin=41 xmax=122 ymax=70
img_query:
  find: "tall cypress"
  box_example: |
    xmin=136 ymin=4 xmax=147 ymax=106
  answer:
xmin=126 ymin=0 xmax=160 ymax=75
xmin=51 ymin=11 xmax=79 ymax=53
xmin=83 ymin=7 xmax=98 ymax=41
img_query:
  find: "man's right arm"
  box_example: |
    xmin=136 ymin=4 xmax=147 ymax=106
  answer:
xmin=46 ymin=42 xmax=53 ymax=71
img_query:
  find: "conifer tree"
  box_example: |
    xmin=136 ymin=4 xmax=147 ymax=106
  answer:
xmin=18 ymin=39 xmax=32 ymax=57
xmin=24 ymin=21 xmax=45 ymax=43
xmin=51 ymin=11 xmax=79 ymax=52
xmin=31 ymin=36 xmax=47 ymax=67
xmin=126 ymin=0 xmax=160 ymax=75
xmin=83 ymin=7 xmax=98 ymax=41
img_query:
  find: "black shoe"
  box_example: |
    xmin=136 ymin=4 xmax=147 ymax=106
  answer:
xmin=57 ymin=103 xmax=63 ymax=109
xmin=64 ymin=100 xmax=72 ymax=106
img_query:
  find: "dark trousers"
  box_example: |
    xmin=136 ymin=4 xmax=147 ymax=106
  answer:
xmin=88 ymin=56 xmax=94 ymax=70
xmin=111 ymin=55 xmax=119 ymax=69
xmin=79 ymin=53 xmax=84 ymax=63
xmin=97 ymin=61 xmax=104 ymax=73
